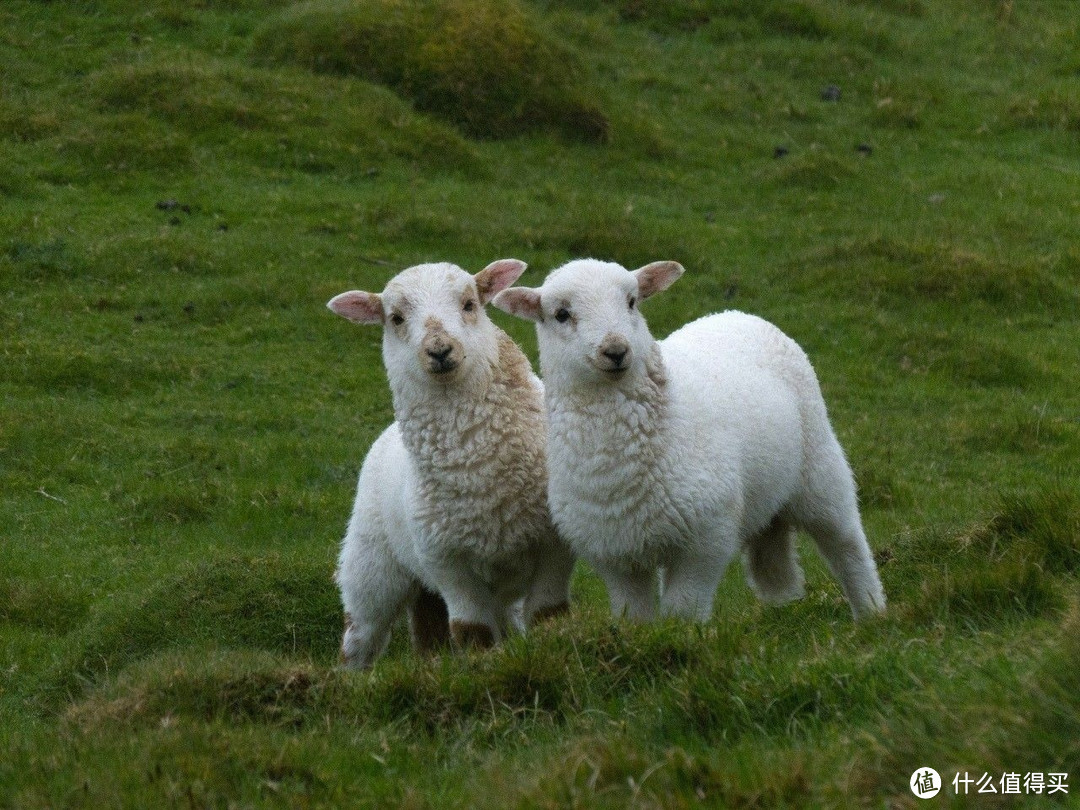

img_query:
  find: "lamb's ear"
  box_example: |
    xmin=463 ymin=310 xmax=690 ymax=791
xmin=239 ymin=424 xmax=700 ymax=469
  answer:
xmin=327 ymin=291 xmax=384 ymax=324
xmin=475 ymin=259 xmax=528 ymax=305
xmin=634 ymin=261 xmax=685 ymax=299
xmin=492 ymin=287 xmax=543 ymax=322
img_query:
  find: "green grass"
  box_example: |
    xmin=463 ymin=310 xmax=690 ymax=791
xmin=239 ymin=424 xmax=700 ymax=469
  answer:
xmin=2 ymin=0 xmax=1079 ymax=805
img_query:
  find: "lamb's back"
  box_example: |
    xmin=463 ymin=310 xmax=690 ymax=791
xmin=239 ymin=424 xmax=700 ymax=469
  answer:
xmin=658 ymin=311 xmax=820 ymax=533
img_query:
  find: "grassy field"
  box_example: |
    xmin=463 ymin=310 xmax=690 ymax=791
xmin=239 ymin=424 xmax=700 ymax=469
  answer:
xmin=2 ymin=0 xmax=1079 ymax=806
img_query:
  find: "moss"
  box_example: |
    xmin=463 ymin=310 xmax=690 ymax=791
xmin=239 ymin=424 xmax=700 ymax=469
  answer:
xmin=253 ymin=0 xmax=608 ymax=141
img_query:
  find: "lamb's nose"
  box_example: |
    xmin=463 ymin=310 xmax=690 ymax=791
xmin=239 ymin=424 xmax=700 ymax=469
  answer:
xmin=427 ymin=346 xmax=452 ymax=362
xmin=602 ymin=347 xmax=627 ymax=366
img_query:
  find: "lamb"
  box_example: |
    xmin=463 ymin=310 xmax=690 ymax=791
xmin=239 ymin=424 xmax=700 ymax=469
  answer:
xmin=493 ymin=258 xmax=886 ymax=622
xmin=326 ymin=259 xmax=575 ymax=669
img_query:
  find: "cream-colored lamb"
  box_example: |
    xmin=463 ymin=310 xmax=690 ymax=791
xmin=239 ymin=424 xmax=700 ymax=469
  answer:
xmin=494 ymin=258 xmax=885 ymax=622
xmin=328 ymin=260 xmax=574 ymax=668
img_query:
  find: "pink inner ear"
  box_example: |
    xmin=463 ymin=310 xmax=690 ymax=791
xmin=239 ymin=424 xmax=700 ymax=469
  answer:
xmin=476 ymin=259 xmax=527 ymax=304
xmin=492 ymin=288 xmax=542 ymax=322
xmin=635 ymin=261 xmax=685 ymax=299
xmin=327 ymin=291 xmax=383 ymax=324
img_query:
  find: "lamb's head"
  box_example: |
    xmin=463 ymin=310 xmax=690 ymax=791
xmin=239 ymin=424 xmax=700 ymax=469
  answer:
xmin=327 ymin=259 xmax=526 ymax=388
xmin=493 ymin=258 xmax=683 ymax=389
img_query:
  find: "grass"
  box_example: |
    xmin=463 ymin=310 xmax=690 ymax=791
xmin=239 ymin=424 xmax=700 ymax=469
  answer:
xmin=2 ymin=0 xmax=1079 ymax=805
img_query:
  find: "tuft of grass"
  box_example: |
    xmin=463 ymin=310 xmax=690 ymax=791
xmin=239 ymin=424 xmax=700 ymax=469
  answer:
xmin=40 ymin=554 xmax=340 ymax=709
xmin=853 ymin=461 xmax=912 ymax=512
xmin=767 ymin=150 xmax=857 ymax=190
xmin=6 ymin=238 xmax=82 ymax=281
xmin=1007 ymin=88 xmax=1080 ymax=131
xmin=966 ymin=488 xmax=1080 ymax=574
xmin=253 ymin=0 xmax=609 ymax=141
xmin=890 ymin=486 xmax=1078 ymax=628
xmin=65 ymin=649 xmax=332 ymax=730
xmin=914 ymin=559 xmax=1062 ymax=628
xmin=0 ymin=578 xmax=90 ymax=634
xmin=90 ymin=62 xmax=268 ymax=130
xmin=1020 ymin=600 xmax=1080 ymax=766
xmin=795 ymin=236 xmax=1078 ymax=314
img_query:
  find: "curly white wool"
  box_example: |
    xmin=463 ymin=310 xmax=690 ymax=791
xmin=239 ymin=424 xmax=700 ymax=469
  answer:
xmin=328 ymin=260 xmax=574 ymax=668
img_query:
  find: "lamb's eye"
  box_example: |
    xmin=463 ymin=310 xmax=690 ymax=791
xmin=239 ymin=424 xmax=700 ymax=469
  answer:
xmin=390 ymin=313 xmax=405 ymax=326
xmin=554 ymin=308 xmax=571 ymax=324
xmin=463 ymin=299 xmax=476 ymax=313
xmin=628 ymin=296 xmax=637 ymax=310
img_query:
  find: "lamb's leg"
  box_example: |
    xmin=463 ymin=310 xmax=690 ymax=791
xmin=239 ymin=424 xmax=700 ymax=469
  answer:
xmin=337 ymin=541 xmax=414 ymax=670
xmin=408 ymin=586 xmax=450 ymax=654
xmin=501 ymin=599 xmax=527 ymax=637
xmin=805 ymin=513 xmax=886 ymax=620
xmin=594 ymin=562 xmax=657 ymax=622
xmin=797 ymin=442 xmax=886 ymax=620
xmin=427 ymin=565 xmax=502 ymax=650
xmin=659 ymin=549 xmax=732 ymax=621
xmin=524 ymin=539 xmax=576 ymax=624
xmin=743 ymin=516 xmax=806 ymax=605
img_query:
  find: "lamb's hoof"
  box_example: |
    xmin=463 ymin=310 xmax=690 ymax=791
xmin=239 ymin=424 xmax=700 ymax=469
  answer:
xmin=450 ymin=620 xmax=495 ymax=650
xmin=531 ymin=602 xmax=570 ymax=624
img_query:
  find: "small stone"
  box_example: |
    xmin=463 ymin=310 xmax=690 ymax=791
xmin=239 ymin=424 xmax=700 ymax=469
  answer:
xmin=856 ymin=143 xmax=873 ymax=156
xmin=821 ymin=84 xmax=841 ymax=102
xmin=773 ymin=145 xmax=790 ymax=159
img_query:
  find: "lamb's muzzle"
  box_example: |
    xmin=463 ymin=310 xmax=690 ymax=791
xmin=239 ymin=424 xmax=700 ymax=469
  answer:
xmin=421 ymin=327 xmax=461 ymax=375
xmin=595 ymin=333 xmax=631 ymax=373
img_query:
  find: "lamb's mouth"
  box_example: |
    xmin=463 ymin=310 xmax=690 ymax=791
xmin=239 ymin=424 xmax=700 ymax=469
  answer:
xmin=588 ymin=357 xmax=629 ymax=376
xmin=428 ymin=360 xmax=460 ymax=375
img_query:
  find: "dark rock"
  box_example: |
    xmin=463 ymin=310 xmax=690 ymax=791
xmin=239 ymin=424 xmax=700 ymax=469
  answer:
xmin=821 ymin=84 xmax=841 ymax=102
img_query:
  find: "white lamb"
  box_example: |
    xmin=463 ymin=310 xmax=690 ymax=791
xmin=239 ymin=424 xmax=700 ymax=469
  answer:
xmin=327 ymin=259 xmax=575 ymax=669
xmin=493 ymin=258 xmax=885 ymax=622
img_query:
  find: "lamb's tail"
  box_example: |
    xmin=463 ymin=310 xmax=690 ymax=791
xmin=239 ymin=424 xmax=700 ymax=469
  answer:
xmin=744 ymin=517 xmax=806 ymax=605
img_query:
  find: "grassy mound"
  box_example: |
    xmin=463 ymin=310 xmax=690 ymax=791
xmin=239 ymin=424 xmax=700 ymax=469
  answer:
xmin=885 ymin=487 xmax=1078 ymax=628
xmin=40 ymin=554 xmax=340 ymax=709
xmin=792 ymin=236 xmax=1079 ymax=314
xmin=252 ymin=0 xmax=609 ymax=141
xmin=82 ymin=57 xmax=477 ymax=177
